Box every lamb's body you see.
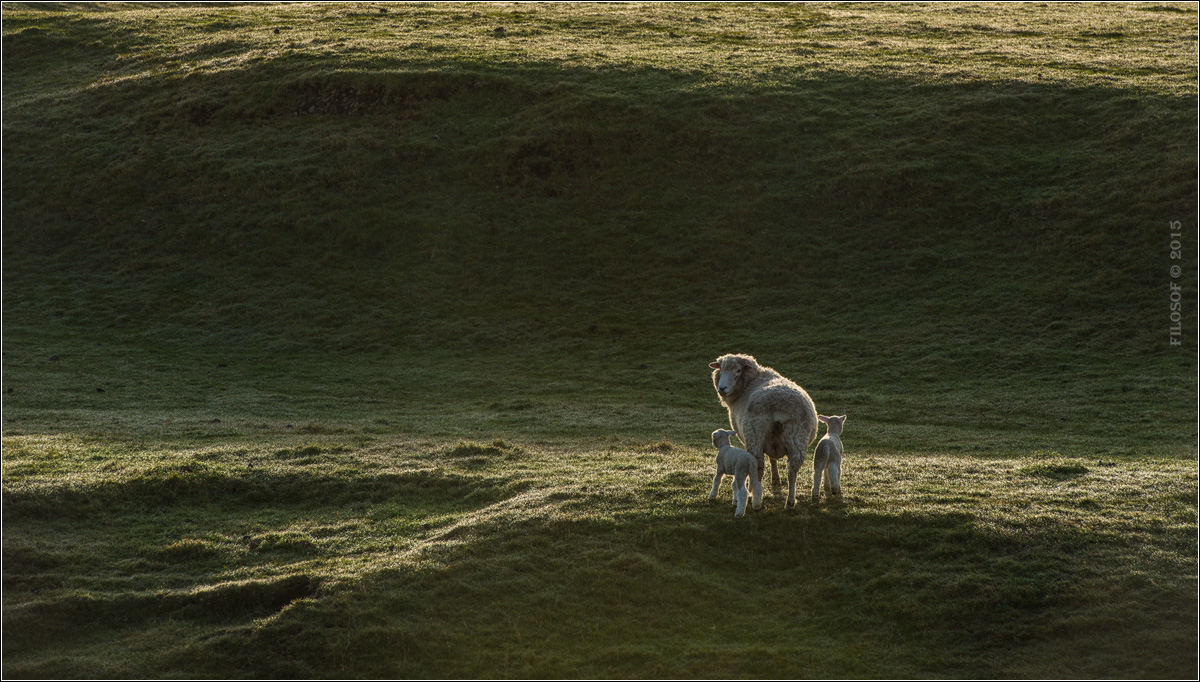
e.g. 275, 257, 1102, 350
812, 415, 846, 503
709, 429, 763, 518
710, 354, 818, 508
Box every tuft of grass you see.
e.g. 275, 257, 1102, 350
1019, 457, 1091, 480
156, 537, 225, 562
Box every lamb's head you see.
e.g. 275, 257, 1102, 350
818, 414, 847, 436
711, 428, 737, 449
709, 354, 760, 403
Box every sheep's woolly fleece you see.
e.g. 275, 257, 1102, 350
710, 353, 818, 508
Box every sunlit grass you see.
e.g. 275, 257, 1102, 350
4, 3, 1196, 105
3, 432, 1195, 677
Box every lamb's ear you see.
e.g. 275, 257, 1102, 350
709, 362, 721, 369
817, 415, 830, 423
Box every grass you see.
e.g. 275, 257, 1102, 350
3, 436, 1195, 678
2, 2, 1198, 678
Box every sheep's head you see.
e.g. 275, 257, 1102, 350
709, 354, 759, 403
711, 428, 736, 448
818, 414, 847, 436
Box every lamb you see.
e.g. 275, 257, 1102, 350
709, 353, 819, 508
709, 428, 763, 518
812, 414, 846, 503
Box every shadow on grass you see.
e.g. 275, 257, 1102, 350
1, 457, 525, 519
3, 450, 1196, 678
3, 49, 1195, 392
222, 499, 1196, 679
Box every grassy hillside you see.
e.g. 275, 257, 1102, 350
3, 2, 1197, 678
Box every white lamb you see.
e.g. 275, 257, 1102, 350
709, 428, 763, 518
812, 414, 846, 503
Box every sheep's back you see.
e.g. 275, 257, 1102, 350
721, 366, 818, 446
741, 374, 816, 422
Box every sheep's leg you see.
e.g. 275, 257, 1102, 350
733, 473, 748, 518
709, 470, 724, 502
784, 430, 810, 509
811, 450, 829, 504
786, 454, 804, 508
750, 467, 763, 510
766, 435, 787, 486
738, 422, 769, 492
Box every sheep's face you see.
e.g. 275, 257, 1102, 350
709, 354, 758, 402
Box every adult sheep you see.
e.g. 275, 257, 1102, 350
709, 353, 819, 508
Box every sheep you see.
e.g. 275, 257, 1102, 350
709, 353, 818, 508
812, 414, 846, 503
709, 428, 763, 518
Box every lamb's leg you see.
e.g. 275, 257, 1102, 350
709, 470, 724, 502
733, 473, 748, 518
827, 458, 842, 497
811, 450, 829, 504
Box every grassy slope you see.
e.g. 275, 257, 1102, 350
2, 2, 1197, 678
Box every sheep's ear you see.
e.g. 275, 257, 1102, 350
709, 362, 721, 369
741, 358, 759, 377
817, 415, 830, 423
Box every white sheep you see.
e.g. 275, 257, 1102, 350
709, 428, 763, 518
812, 414, 846, 503
710, 353, 819, 508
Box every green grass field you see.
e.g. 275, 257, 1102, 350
3, 2, 1197, 678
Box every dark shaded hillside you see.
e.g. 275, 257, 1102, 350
2, 2, 1196, 447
